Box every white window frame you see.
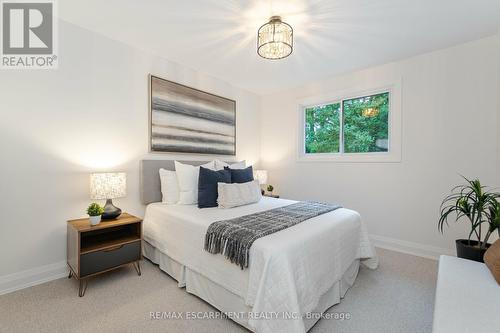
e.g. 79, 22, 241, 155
297, 81, 402, 163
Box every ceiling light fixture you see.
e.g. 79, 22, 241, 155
257, 16, 293, 60
362, 107, 380, 118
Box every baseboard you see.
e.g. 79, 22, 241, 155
370, 234, 455, 260
0, 261, 68, 296
0, 236, 453, 295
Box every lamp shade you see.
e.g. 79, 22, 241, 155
90, 172, 126, 200
254, 170, 268, 185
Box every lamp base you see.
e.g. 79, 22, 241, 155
102, 199, 122, 220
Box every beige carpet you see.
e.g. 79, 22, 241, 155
0, 248, 438, 333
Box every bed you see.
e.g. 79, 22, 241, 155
140, 160, 378, 333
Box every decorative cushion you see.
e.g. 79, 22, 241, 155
198, 167, 231, 208
174, 161, 215, 205
214, 160, 246, 170
484, 239, 500, 285
159, 168, 179, 204
217, 180, 262, 209
229, 165, 254, 183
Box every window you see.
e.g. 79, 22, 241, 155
303, 91, 390, 156
305, 102, 340, 153
343, 92, 389, 153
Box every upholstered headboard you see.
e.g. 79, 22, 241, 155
140, 160, 210, 205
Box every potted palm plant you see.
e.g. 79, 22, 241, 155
439, 177, 500, 262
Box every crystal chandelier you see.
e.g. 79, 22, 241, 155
257, 16, 293, 60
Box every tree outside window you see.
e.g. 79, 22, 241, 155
304, 92, 389, 154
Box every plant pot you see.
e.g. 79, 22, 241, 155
455, 239, 491, 262
89, 215, 101, 226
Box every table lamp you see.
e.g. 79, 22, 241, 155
253, 170, 268, 195
90, 172, 126, 220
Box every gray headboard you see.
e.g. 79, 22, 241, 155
140, 160, 211, 205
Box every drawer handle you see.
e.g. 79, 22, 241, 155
103, 245, 124, 252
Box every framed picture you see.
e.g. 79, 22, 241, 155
149, 75, 236, 155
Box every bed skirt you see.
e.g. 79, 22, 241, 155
143, 240, 360, 332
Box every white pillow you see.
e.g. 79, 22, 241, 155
214, 159, 246, 170
159, 168, 179, 204
175, 161, 215, 205
217, 180, 262, 209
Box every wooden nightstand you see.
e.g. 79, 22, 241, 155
67, 213, 142, 297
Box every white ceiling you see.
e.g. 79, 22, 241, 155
59, 0, 500, 95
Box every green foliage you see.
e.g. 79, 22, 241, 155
87, 202, 104, 216
305, 103, 340, 153
267, 184, 274, 192
343, 93, 389, 153
304, 92, 389, 154
439, 177, 500, 249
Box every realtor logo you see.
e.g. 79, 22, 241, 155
1, 0, 58, 69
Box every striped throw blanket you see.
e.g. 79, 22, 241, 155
204, 201, 341, 269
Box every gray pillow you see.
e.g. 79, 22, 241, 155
217, 180, 262, 209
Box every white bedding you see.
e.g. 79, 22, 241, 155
143, 197, 378, 333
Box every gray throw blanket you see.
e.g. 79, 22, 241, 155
204, 201, 341, 269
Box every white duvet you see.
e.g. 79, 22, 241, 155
143, 197, 378, 333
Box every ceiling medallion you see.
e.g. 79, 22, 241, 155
257, 16, 293, 60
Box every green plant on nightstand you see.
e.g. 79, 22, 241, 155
267, 184, 274, 195
87, 202, 104, 226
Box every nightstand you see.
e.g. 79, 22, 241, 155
67, 213, 142, 297
264, 194, 280, 198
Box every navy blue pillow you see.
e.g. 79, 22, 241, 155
198, 166, 231, 208
228, 165, 254, 184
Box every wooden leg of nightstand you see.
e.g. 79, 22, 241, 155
133, 261, 141, 276
68, 271, 72, 279
78, 279, 87, 297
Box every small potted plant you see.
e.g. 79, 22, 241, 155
87, 202, 104, 226
439, 177, 500, 262
267, 184, 274, 196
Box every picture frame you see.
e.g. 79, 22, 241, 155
149, 74, 236, 155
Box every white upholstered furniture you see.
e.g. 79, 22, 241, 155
432, 255, 500, 333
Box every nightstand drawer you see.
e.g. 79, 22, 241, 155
80, 240, 141, 277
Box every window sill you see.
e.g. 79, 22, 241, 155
297, 152, 401, 163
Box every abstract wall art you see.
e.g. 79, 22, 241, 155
149, 75, 236, 155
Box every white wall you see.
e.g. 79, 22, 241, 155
498, 31, 500, 187
0, 20, 261, 282
260, 36, 500, 257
